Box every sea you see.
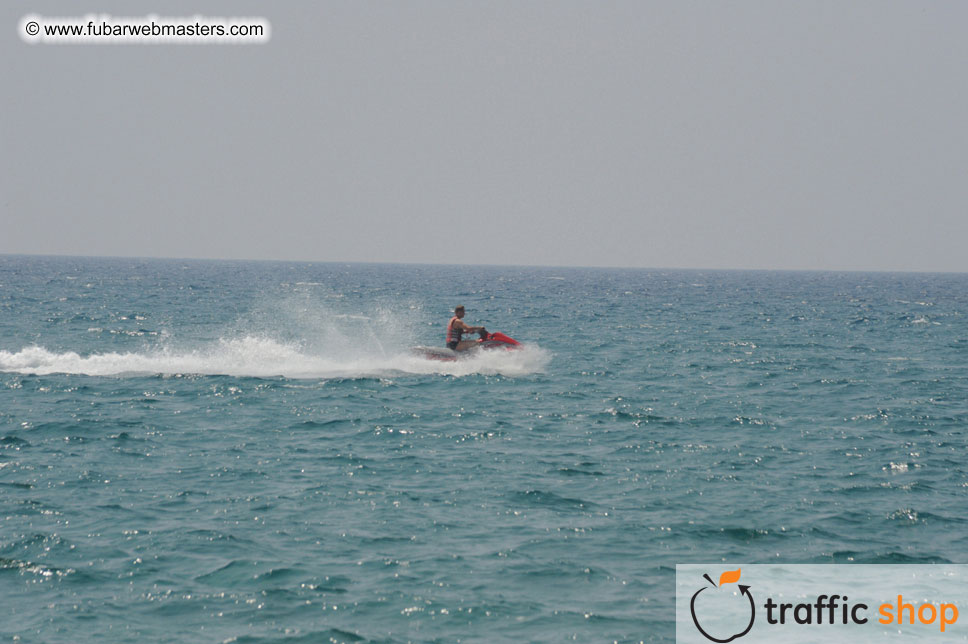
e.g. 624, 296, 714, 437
1, 255, 966, 643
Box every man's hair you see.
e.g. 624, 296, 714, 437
455, 305, 464, 312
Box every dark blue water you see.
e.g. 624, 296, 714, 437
2, 256, 966, 642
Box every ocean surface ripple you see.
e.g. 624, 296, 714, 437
1, 256, 966, 642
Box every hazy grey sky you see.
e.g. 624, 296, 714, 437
3, 1, 966, 271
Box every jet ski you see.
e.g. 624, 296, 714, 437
411, 330, 522, 362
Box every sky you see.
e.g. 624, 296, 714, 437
2, 1, 966, 271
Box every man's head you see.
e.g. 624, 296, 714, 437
454, 305, 465, 318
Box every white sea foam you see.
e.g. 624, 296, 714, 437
0, 338, 550, 379
1, 295, 549, 378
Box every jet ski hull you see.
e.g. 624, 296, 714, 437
411, 331, 521, 362
411, 346, 460, 362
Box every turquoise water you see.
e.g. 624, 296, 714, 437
1, 256, 966, 642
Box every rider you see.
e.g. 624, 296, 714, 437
446, 305, 487, 351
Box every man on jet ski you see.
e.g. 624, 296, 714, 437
446, 305, 488, 351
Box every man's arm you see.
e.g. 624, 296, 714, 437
455, 320, 483, 333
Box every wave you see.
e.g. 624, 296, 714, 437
0, 337, 551, 379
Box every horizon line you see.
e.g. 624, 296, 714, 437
1, 251, 965, 276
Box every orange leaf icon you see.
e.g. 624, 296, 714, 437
718, 568, 741, 586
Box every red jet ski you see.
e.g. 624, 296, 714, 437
412, 330, 521, 362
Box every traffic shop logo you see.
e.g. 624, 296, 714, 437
689, 569, 755, 643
